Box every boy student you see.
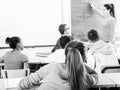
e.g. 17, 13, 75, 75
51, 24, 71, 53
87, 29, 119, 73
41, 35, 73, 63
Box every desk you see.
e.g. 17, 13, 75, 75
0, 78, 37, 90
95, 74, 116, 88
0, 74, 119, 90
105, 73, 120, 87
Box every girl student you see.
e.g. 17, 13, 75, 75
17, 40, 98, 90
0, 36, 29, 69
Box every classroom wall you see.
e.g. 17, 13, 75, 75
0, 0, 71, 59
0, 0, 64, 47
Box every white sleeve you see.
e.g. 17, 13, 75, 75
17, 63, 51, 90
86, 51, 96, 69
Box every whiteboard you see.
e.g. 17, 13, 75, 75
0, 0, 63, 47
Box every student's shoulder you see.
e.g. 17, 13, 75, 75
39, 62, 63, 75
47, 62, 62, 68
4, 51, 11, 55
19, 52, 28, 59
42, 62, 63, 71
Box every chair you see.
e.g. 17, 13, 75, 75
101, 65, 120, 73
1, 69, 30, 78
0, 63, 4, 78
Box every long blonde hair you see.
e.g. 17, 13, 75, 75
65, 41, 86, 90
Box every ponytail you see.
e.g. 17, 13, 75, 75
66, 48, 85, 90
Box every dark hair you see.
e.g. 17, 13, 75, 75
87, 29, 99, 42
59, 24, 67, 35
5, 36, 21, 49
104, 4, 115, 18
65, 40, 87, 63
59, 36, 73, 49
65, 46, 86, 90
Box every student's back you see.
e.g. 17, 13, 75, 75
17, 40, 98, 90
3, 51, 28, 69
0, 36, 29, 69
87, 30, 119, 72
88, 40, 118, 64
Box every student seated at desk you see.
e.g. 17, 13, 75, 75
51, 24, 71, 53
17, 40, 98, 90
86, 29, 119, 73
41, 35, 73, 63
0, 36, 29, 69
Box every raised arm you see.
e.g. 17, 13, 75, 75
90, 1, 116, 22
89, 2, 106, 18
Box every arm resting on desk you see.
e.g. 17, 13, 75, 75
17, 67, 45, 90
17, 63, 61, 90
84, 64, 98, 87
85, 74, 98, 88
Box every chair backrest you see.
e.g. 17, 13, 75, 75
101, 65, 120, 73
1, 69, 30, 78
0, 63, 4, 78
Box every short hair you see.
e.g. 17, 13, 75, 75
5, 36, 21, 49
87, 29, 99, 42
59, 36, 73, 49
59, 24, 67, 35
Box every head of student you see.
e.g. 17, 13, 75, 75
87, 29, 99, 43
59, 36, 73, 49
59, 24, 70, 35
5, 36, 24, 50
65, 40, 86, 90
104, 3, 115, 18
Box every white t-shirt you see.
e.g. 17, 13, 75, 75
0, 50, 28, 69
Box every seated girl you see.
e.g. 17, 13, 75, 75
17, 40, 98, 90
0, 36, 29, 69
